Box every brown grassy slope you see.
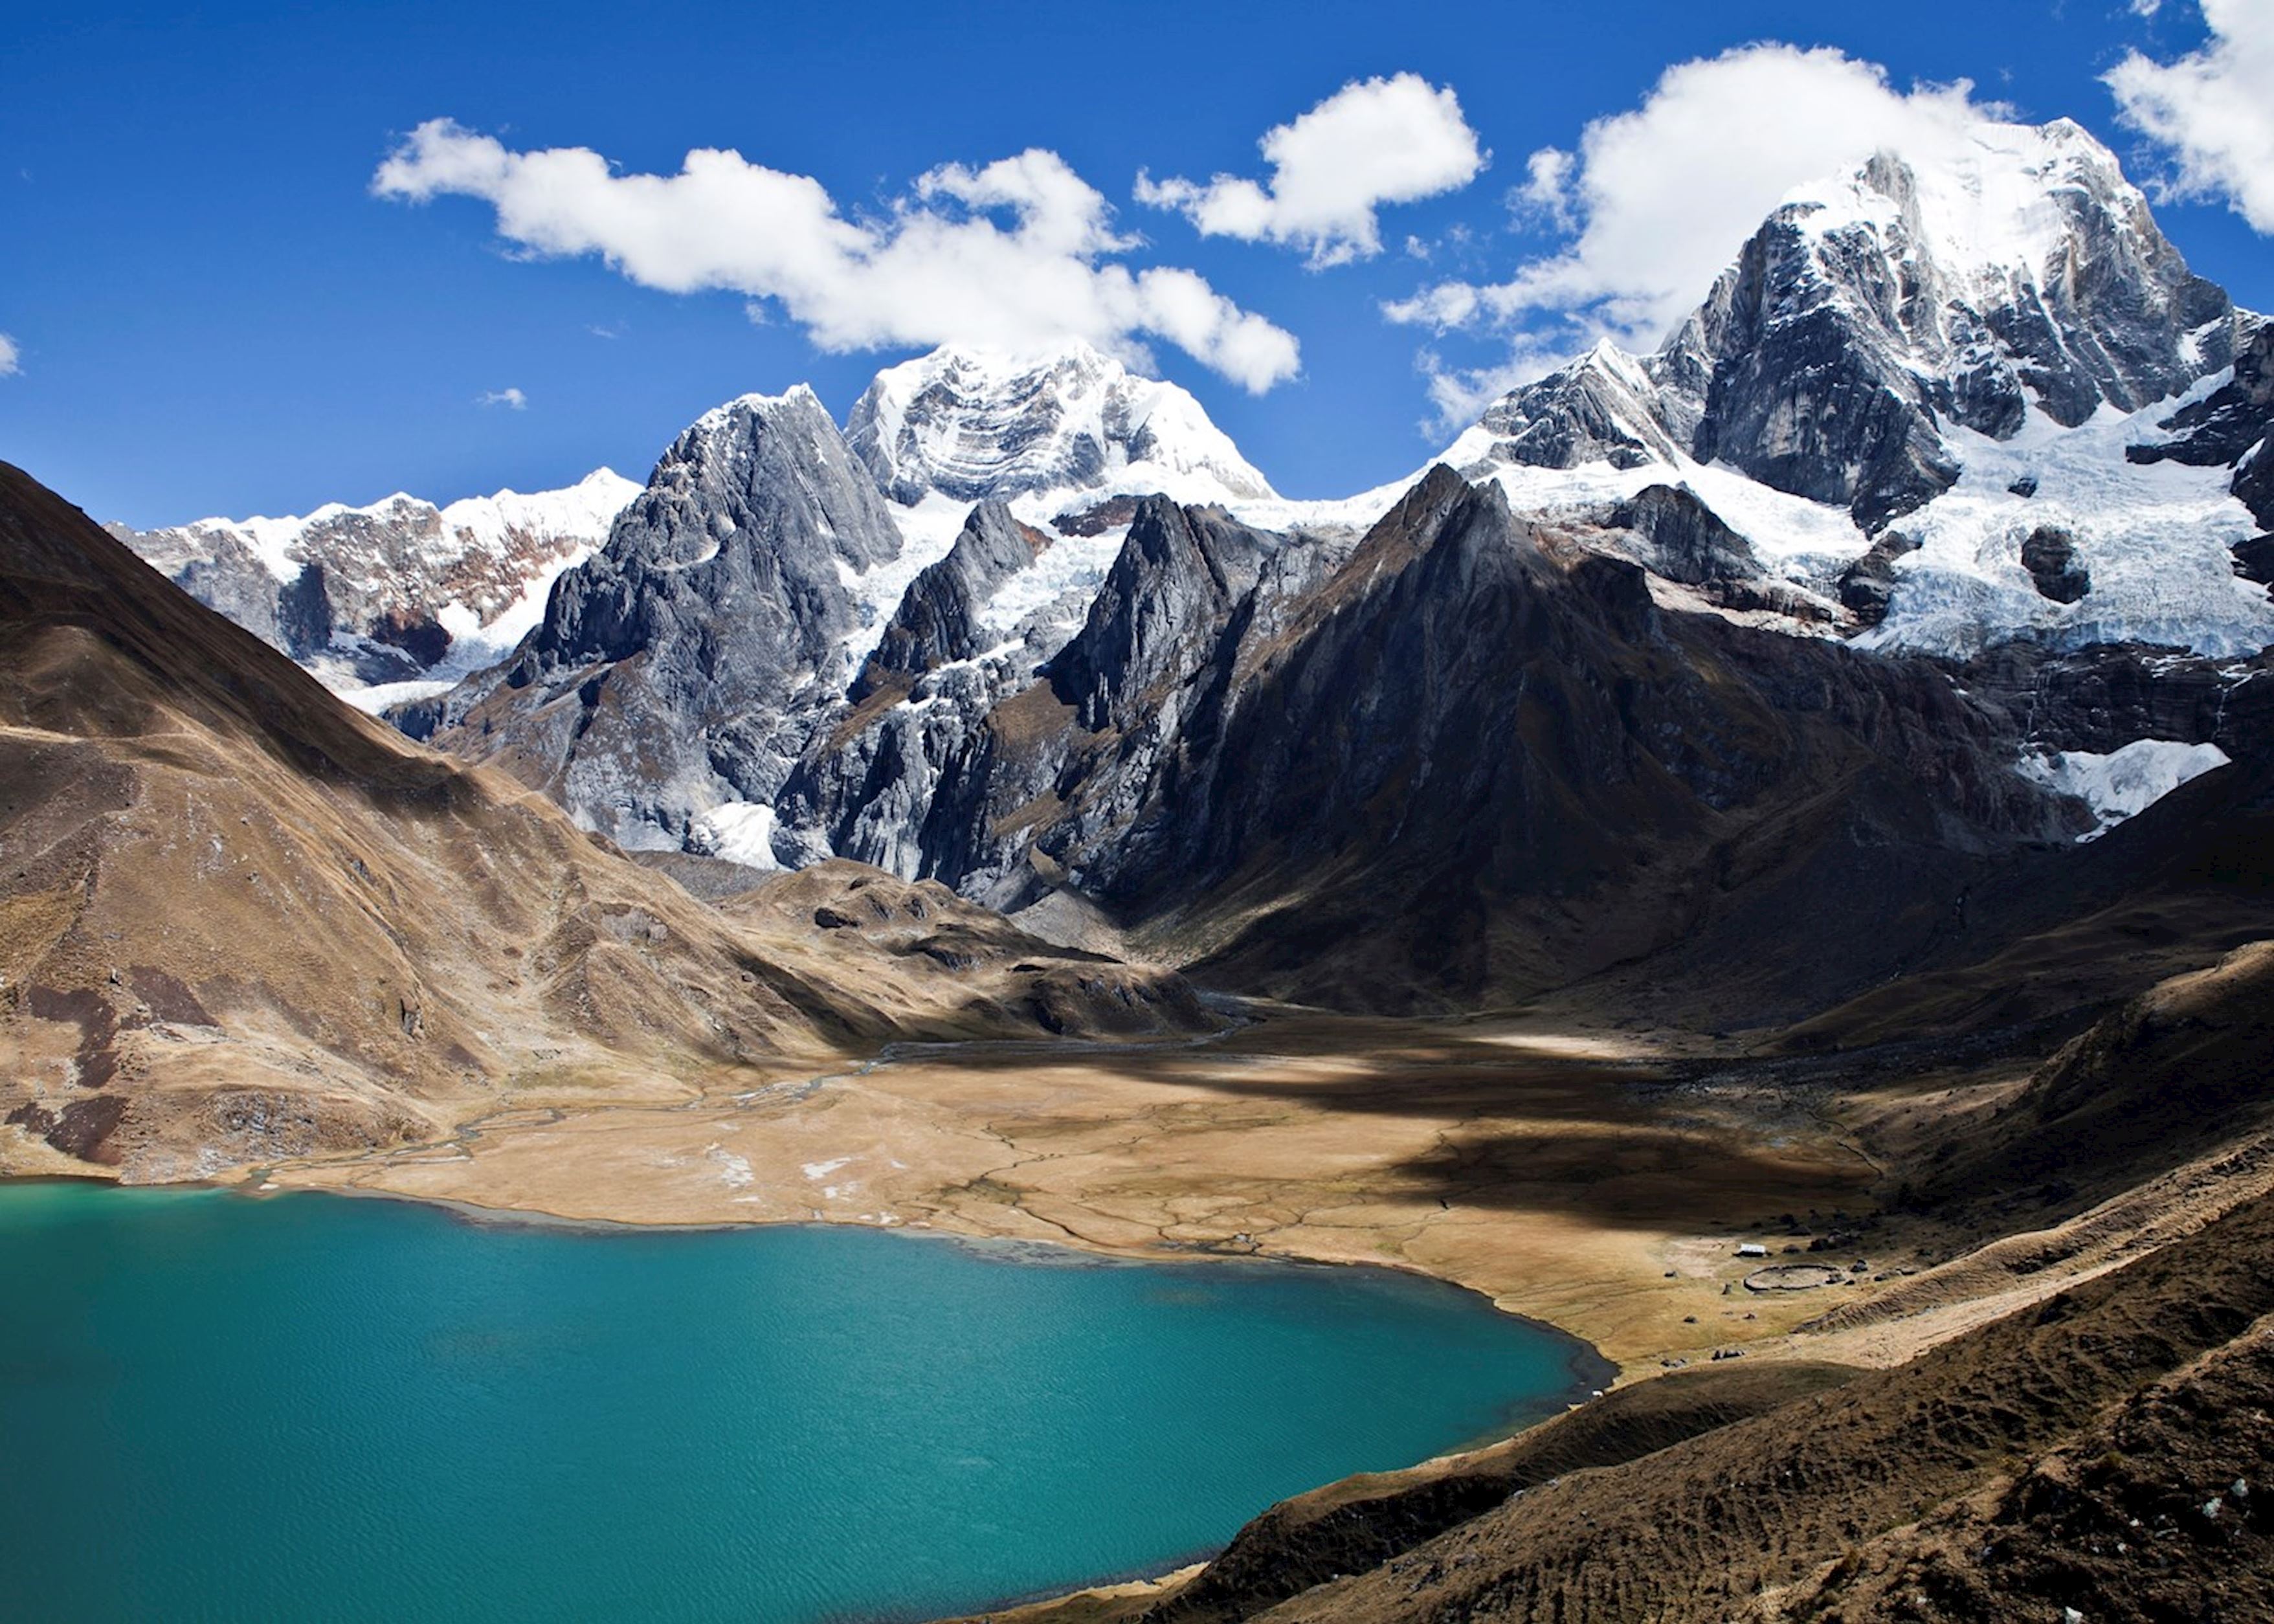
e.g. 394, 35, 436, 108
1915, 935, 2274, 1216
0, 462, 1210, 1179
1247, 1183, 2274, 1624
1137, 1363, 1864, 1624
1778, 1311, 2274, 1622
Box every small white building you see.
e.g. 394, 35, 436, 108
1736, 1243, 1770, 1258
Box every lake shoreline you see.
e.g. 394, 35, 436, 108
225, 1174, 1625, 1399
0, 1175, 1602, 1624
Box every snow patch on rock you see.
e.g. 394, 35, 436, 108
689, 803, 784, 871
2018, 737, 2233, 838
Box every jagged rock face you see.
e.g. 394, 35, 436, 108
2235, 532, 2274, 588
1957, 643, 2274, 768
1046, 498, 1271, 731
774, 498, 1343, 898
1608, 484, 1761, 587
1687, 206, 1965, 529
853, 502, 1048, 701
1838, 530, 1923, 625
423, 388, 906, 851
2240, 448, 2274, 534
845, 342, 1275, 508
1686, 129, 2235, 528
113, 472, 637, 692
1464, 345, 1693, 473
776, 468, 2079, 1014
164, 529, 284, 647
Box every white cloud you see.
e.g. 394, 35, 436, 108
477, 386, 528, 410
2108, 0, 2274, 232
1384, 45, 2011, 417
1515, 148, 1576, 230
375, 120, 1300, 392
1134, 74, 1485, 267
0, 333, 18, 376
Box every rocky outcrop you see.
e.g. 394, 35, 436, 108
2131, 318, 2273, 469
852, 502, 1048, 700
2240, 447, 2274, 533
1460, 344, 1693, 473
1600, 484, 1836, 622
421, 388, 906, 854
1608, 484, 1761, 587
2020, 525, 2091, 604
2235, 531, 2274, 588
2130, 318, 2274, 532
1956, 643, 2274, 768
1836, 530, 1923, 626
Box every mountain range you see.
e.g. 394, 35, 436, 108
101, 114, 2262, 1015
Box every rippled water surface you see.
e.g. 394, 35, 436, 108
0, 1182, 1601, 1622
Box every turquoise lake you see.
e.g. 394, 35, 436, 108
0, 1181, 1605, 1623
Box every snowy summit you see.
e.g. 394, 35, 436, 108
846, 342, 1277, 511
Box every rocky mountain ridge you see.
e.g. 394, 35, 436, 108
1446, 117, 2269, 658
111, 467, 638, 705
106, 116, 2272, 1016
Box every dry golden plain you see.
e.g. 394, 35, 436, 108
255, 1008, 1888, 1372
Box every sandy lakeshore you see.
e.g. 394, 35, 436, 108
249, 1007, 1890, 1372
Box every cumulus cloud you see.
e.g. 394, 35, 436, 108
0, 333, 17, 376
2108, 0, 2274, 232
1134, 74, 1485, 267
1514, 148, 1576, 230
477, 386, 528, 410
1384, 45, 2012, 421
375, 120, 1300, 392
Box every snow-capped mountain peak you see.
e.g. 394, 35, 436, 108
1688, 114, 2236, 462
116, 468, 641, 706
845, 340, 1277, 510
1781, 118, 2124, 289
1404, 113, 2269, 663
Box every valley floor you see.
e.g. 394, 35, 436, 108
241, 1007, 2016, 1375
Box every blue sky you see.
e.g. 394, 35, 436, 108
1, 0, 2268, 526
